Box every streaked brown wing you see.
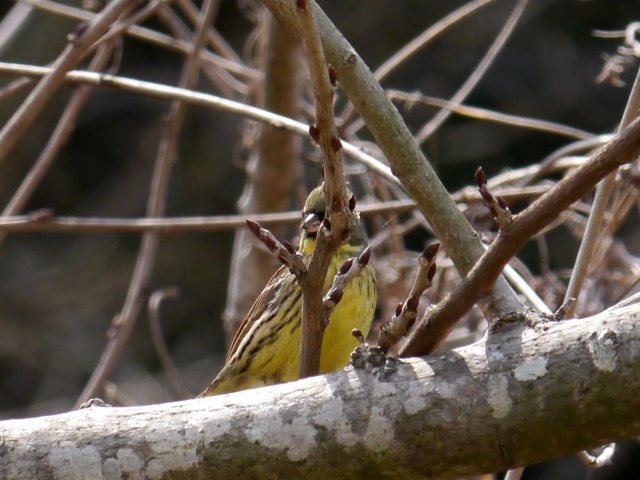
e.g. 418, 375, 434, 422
225, 264, 290, 361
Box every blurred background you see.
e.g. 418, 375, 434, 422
1, 1, 639, 478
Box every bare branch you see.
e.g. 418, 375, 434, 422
0, 61, 395, 182
0, 0, 135, 163
296, 0, 351, 378
74, 0, 221, 408
377, 243, 439, 353
401, 113, 640, 357
245, 220, 306, 277
148, 287, 192, 400
414, 0, 529, 144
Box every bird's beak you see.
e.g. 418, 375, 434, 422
301, 213, 321, 234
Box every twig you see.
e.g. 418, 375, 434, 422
0, 61, 395, 182
400, 113, 640, 357
526, 135, 612, 185
148, 287, 191, 399
323, 247, 372, 318
15, 0, 259, 82
475, 167, 513, 230
339, 0, 496, 126
0, 76, 34, 101
563, 64, 640, 317
224, 14, 302, 340
262, 0, 524, 322
0, 42, 116, 249
154, 1, 246, 97
296, 0, 351, 378
0, 0, 134, 163
377, 243, 439, 353
245, 220, 306, 276
0, 184, 559, 235
387, 90, 594, 140
174, 0, 243, 62
414, 0, 529, 144
74, 0, 220, 408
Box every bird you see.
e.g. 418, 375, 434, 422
198, 185, 376, 396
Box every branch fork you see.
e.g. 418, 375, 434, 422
475, 167, 512, 230
245, 219, 307, 278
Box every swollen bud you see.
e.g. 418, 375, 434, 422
245, 219, 261, 237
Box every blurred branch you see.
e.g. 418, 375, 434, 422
414, 0, 529, 144
0, 61, 395, 182
15, 0, 259, 82
0, 0, 134, 163
388, 90, 595, 140
224, 13, 302, 342
339, 0, 496, 126
0, 42, 117, 249
74, 0, 221, 408
563, 64, 640, 317
148, 287, 192, 400
0, 186, 557, 234
154, 1, 247, 97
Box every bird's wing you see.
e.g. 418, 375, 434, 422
225, 264, 291, 361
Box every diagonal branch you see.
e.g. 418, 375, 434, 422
400, 114, 640, 357
0, 0, 135, 163
262, 0, 523, 322
74, 0, 221, 408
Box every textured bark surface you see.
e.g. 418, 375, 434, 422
2, 299, 640, 479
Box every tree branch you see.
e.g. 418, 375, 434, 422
2, 296, 640, 479
262, 0, 523, 321
401, 113, 640, 357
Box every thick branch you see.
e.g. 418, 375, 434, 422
262, 0, 522, 320
2, 298, 639, 479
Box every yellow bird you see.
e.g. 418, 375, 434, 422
199, 186, 376, 396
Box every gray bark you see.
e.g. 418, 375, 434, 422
1, 298, 639, 479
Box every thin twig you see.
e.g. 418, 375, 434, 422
155, 2, 246, 97
377, 243, 439, 353
0, 185, 557, 235
296, 0, 351, 378
339, 0, 496, 126
263, 0, 524, 322
563, 64, 640, 317
0, 0, 134, 163
15, 0, 259, 82
414, 0, 529, 144
174, 0, 243, 62
245, 220, 307, 276
224, 15, 302, 340
388, 90, 594, 140
323, 247, 372, 318
74, 0, 220, 408
148, 287, 192, 399
0, 76, 34, 101
0, 61, 395, 182
0, 42, 116, 249
400, 113, 640, 357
